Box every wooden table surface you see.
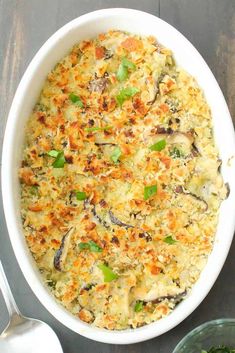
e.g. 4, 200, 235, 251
0, 1, 235, 352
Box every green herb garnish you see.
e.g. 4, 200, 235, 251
202, 346, 235, 353
47, 150, 65, 168
75, 191, 87, 201
47, 150, 60, 158
98, 264, 118, 282
79, 241, 102, 253
170, 147, 183, 158
150, 139, 166, 152
85, 126, 112, 132
111, 146, 121, 163
117, 57, 136, 82
164, 235, 177, 245
144, 184, 157, 200
134, 301, 144, 312
69, 93, 83, 108
116, 87, 140, 107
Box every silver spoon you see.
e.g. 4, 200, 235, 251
0, 261, 63, 353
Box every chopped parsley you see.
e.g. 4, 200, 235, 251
98, 264, 118, 282
202, 347, 235, 353
111, 146, 121, 163
47, 150, 66, 168
116, 87, 140, 107
117, 57, 136, 82
75, 191, 87, 201
164, 235, 177, 244
69, 93, 83, 108
144, 184, 157, 200
79, 241, 102, 253
47, 150, 60, 158
85, 125, 112, 132
134, 301, 144, 312
150, 139, 166, 151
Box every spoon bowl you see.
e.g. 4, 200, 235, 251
0, 261, 63, 353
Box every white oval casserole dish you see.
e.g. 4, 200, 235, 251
2, 8, 235, 345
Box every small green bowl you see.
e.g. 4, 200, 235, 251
173, 319, 235, 353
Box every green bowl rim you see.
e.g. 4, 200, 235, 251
173, 318, 235, 353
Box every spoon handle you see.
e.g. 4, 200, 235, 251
0, 261, 21, 317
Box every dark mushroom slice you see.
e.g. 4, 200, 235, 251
191, 142, 200, 156
92, 204, 110, 229
149, 290, 187, 305
54, 227, 74, 271
88, 77, 109, 94
109, 210, 133, 229
156, 129, 202, 158
109, 210, 152, 241
139, 232, 152, 242
155, 126, 174, 134
94, 133, 116, 146
111, 236, 120, 245
168, 131, 194, 156
174, 185, 208, 211
95, 142, 117, 146
84, 198, 110, 229
145, 77, 158, 105
225, 182, 230, 199
186, 158, 227, 201
148, 129, 195, 157
145, 73, 165, 105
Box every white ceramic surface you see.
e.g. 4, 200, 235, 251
2, 8, 235, 345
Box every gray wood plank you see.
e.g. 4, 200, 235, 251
160, 0, 235, 124
0, 1, 234, 353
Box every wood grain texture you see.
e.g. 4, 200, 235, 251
160, 0, 235, 123
0, 1, 235, 352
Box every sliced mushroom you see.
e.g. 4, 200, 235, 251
92, 205, 110, 229
95, 142, 117, 146
191, 142, 200, 156
134, 281, 186, 303
158, 75, 177, 95
145, 77, 158, 105
225, 182, 230, 199
54, 227, 74, 271
109, 210, 133, 229
155, 126, 174, 135
150, 290, 187, 304
187, 158, 227, 202
109, 210, 152, 241
168, 132, 193, 148
149, 129, 196, 157
174, 185, 208, 211
94, 135, 116, 146
138, 232, 152, 242
88, 77, 109, 94
84, 199, 110, 229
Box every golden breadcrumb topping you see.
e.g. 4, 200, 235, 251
20, 30, 227, 330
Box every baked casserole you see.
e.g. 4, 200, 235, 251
19, 30, 227, 330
